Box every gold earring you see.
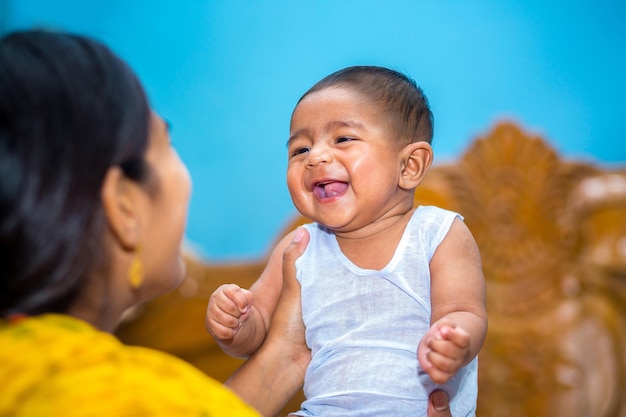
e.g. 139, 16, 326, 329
128, 245, 143, 289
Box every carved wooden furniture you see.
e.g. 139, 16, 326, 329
115, 122, 626, 416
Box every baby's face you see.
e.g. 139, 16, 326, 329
286, 86, 407, 234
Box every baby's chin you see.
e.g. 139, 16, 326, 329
313, 219, 358, 234
297, 205, 359, 233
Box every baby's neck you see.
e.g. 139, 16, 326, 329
334, 208, 415, 270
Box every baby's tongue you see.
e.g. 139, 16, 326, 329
315, 182, 348, 198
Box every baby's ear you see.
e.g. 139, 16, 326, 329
399, 141, 433, 190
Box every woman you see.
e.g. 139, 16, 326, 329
0, 29, 453, 417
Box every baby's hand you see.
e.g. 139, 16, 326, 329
206, 284, 254, 341
417, 318, 470, 384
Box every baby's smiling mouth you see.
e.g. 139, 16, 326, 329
313, 181, 349, 199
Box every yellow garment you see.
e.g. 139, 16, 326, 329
0, 314, 260, 417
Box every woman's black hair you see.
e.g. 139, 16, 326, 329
0, 30, 151, 316
296, 66, 434, 145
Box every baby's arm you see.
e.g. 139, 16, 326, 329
206, 230, 298, 358
417, 218, 488, 385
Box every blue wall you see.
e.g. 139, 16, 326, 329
3, 0, 625, 260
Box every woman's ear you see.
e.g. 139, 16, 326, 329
399, 141, 433, 190
101, 166, 141, 250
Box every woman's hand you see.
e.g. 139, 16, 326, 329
225, 227, 311, 417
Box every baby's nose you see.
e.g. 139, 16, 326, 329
307, 146, 331, 167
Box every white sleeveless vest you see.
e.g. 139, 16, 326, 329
292, 205, 478, 417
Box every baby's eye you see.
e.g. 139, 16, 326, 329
290, 147, 310, 157
336, 137, 354, 144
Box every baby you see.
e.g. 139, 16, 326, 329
207, 66, 487, 416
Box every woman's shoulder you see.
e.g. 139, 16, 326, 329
0, 313, 259, 416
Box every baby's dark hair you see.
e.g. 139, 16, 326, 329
298, 66, 434, 145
